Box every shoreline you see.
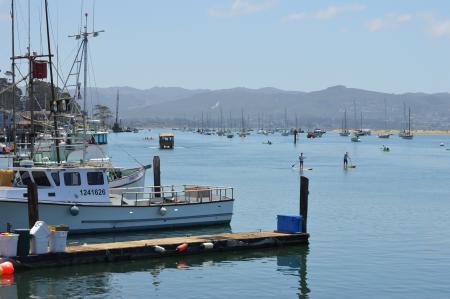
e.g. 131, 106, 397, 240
332, 129, 450, 135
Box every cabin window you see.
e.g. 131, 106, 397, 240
64, 172, 81, 186
51, 172, 60, 186
19, 171, 32, 186
87, 172, 104, 185
32, 171, 51, 187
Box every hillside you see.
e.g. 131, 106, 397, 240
87, 85, 450, 129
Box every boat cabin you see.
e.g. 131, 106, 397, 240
0, 166, 111, 204
159, 133, 174, 149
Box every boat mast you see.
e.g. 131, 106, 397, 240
44, 0, 61, 164
82, 13, 88, 162
360, 112, 363, 131
344, 109, 347, 132
408, 107, 411, 134
115, 89, 119, 125
28, 52, 35, 158
69, 13, 104, 162
10, 0, 16, 153
284, 107, 287, 129
241, 109, 244, 133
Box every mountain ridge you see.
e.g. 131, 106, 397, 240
82, 85, 450, 129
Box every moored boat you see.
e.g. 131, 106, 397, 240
0, 166, 234, 233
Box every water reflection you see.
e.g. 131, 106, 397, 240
277, 246, 310, 298
6, 245, 309, 298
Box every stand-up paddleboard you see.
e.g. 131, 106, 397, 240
292, 166, 313, 171
344, 165, 356, 169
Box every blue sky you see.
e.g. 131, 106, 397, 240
1, 0, 450, 93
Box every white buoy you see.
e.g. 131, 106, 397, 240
159, 207, 167, 216
154, 245, 166, 253
202, 242, 214, 249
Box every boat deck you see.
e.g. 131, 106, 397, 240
110, 194, 232, 206
110, 185, 233, 206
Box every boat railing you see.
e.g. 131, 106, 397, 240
117, 185, 234, 206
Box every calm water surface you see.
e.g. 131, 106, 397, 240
2, 130, 450, 298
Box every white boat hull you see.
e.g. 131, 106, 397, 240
109, 168, 145, 188
0, 199, 234, 233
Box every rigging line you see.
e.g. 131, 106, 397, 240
113, 142, 144, 167
61, 42, 84, 92
59, 43, 81, 75
14, 0, 26, 56
0, 75, 29, 96
87, 46, 100, 117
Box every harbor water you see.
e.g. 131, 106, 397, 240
2, 130, 450, 298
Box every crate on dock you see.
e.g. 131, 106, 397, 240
277, 215, 303, 233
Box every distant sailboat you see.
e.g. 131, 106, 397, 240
281, 108, 290, 136
339, 109, 350, 136
238, 110, 247, 137
399, 106, 413, 139
226, 112, 234, 138
378, 99, 390, 138
112, 90, 123, 133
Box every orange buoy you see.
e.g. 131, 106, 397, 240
176, 243, 188, 252
0, 262, 14, 275
177, 260, 188, 269
1, 275, 14, 286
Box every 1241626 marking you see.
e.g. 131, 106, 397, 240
80, 189, 106, 196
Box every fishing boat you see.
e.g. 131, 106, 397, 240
0, 166, 234, 233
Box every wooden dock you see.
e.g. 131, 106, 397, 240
13, 231, 309, 270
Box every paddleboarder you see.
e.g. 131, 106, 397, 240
343, 152, 349, 168
299, 153, 304, 170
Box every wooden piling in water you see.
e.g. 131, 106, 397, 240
153, 156, 161, 197
27, 182, 39, 228
300, 176, 309, 233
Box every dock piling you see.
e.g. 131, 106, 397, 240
300, 176, 309, 233
27, 182, 39, 228
153, 156, 161, 197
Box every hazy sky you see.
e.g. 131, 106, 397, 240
1, 0, 450, 93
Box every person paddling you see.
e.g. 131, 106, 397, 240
343, 152, 349, 168
299, 153, 305, 170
